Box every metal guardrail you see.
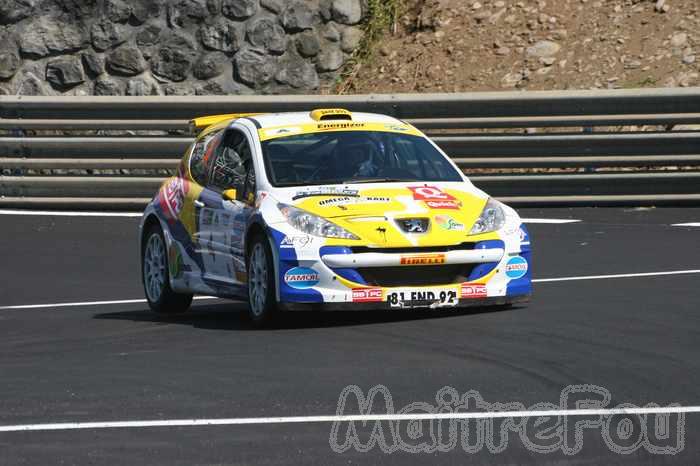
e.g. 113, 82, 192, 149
1, 88, 699, 209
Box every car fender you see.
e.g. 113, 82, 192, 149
245, 213, 281, 302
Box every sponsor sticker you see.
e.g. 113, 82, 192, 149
461, 283, 488, 299
505, 256, 528, 279
435, 215, 464, 231
255, 191, 268, 209
263, 127, 302, 138
425, 200, 460, 210
280, 235, 313, 249
409, 186, 456, 201
284, 267, 320, 289
352, 288, 384, 303
317, 122, 366, 131
293, 187, 359, 201
317, 196, 390, 207
399, 254, 446, 266
168, 245, 184, 279
519, 227, 531, 245
384, 124, 409, 132
159, 177, 189, 221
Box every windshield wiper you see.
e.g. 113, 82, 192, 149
343, 178, 416, 184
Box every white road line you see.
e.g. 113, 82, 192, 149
1, 406, 698, 432
2, 269, 698, 311
672, 223, 700, 227
0, 209, 142, 218
521, 218, 581, 224
533, 269, 700, 283
0, 296, 218, 311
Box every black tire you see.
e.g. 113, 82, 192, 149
141, 223, 193, 315
246, 234, 278, 326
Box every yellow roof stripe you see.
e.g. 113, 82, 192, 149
258, 121, 423, 141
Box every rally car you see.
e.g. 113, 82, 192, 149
139, 108, 532, 324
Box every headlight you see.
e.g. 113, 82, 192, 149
469, 198, 506, 235
278, 204, 359, 240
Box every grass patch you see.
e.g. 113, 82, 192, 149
624, 76, 658, 89
334, 0, 404, 94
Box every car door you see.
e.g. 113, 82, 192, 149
197, 127, 257, 290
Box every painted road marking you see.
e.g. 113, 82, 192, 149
533, 269, 700, 283
0, 210, 142, 217
2, 269, 699, 311
672, 223, 700, 227
521, 218, 581, 224
0, 406, 698, 432
0, 296, 218, 311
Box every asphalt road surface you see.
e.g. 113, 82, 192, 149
1, 207, 699, 465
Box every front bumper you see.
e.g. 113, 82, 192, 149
279, 294, 531, 311
270, 225, 532, 310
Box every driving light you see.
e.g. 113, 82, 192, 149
278, 204, 360, 240
469, 198, 506, 235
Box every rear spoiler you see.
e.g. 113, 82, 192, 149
189, 113, 262, 134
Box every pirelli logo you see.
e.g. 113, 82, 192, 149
399, 254, 446, 266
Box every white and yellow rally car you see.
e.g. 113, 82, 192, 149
139, 109, 532, 324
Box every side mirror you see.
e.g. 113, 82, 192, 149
222, 188, 237, 201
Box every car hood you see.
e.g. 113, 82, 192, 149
271, 182, 492, 247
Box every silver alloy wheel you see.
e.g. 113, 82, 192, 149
144, 233, 166, 303
249, 242, 268, 317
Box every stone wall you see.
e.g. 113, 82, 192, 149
0, 0, 366, 96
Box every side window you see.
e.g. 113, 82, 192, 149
189, 131, 223, 186
208, 129, 256, 200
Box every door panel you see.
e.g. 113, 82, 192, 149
196, 189, 250, 286
197, 128, 257, 290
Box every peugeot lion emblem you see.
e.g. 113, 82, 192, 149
398, 218, 430, 233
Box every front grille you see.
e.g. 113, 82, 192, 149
351, 243, 475, 255
357, 264, 478, 287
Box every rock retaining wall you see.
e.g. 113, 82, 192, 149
0, 0, 366, 96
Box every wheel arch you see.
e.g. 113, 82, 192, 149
140, 212, 179, 290
140, 213, 167, 254
245, 220, 281, 302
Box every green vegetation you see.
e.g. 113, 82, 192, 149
334, 0, 404, 94
626, 76, 659, 89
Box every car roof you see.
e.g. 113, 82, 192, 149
244, 111, 404, 129
193, 110, 417, 141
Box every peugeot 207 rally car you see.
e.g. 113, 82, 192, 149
139, 108, 532, 324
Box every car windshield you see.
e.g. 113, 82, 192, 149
260, 131, 463, 187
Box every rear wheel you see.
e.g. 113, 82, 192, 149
246, 235, 278, 326
142, 224, 193, 314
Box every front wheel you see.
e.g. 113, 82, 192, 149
246, 235, 278, 326
142, 224, 193, 314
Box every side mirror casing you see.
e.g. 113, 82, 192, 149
222, 188, 237, 201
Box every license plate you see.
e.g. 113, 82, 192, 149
386, 287, 459, 309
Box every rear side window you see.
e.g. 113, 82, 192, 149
189, 131, 223, 185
